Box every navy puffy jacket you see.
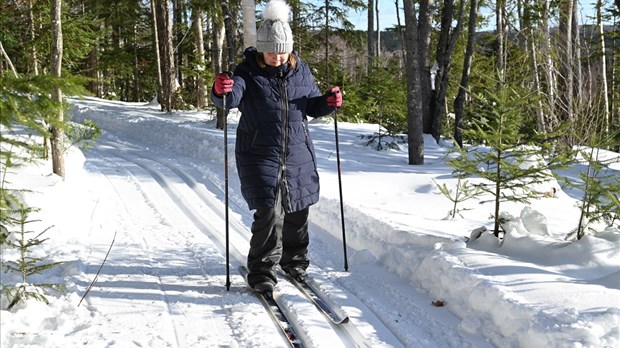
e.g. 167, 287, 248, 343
211, 47, 336, 212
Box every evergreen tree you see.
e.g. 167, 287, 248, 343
1, 206, 63, 310
564, 135, 620, 240
447, 83, 572, 236
348, 64, 407, 150
0, 74, 89, 238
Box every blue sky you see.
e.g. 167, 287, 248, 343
348, 1, 400, 31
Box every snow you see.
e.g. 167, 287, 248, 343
1, 96, 618, 348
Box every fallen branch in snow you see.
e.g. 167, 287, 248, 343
78, 231, 116, 307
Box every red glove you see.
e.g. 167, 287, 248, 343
326, 86, 342, 107
214, 72, 234, 96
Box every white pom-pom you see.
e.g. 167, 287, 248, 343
262, 0, 291, 22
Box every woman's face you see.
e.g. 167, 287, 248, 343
263, 52, 289, 67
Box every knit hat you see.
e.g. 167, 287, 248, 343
256, 0, 294, 53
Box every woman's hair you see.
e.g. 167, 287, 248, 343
256, 52, 297, 70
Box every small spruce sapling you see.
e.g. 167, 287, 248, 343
347, 65, 408, 151
0, 148, 30, 246
1, 206, 63, 310
360, 126, 407, 151
433, 177, 482, 219
564, 138, 620, 240
447, 85, 572, 237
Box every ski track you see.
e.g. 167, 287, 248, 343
80, 135, 488, 347
84, 142, 283, 347
86, 139, 375, 347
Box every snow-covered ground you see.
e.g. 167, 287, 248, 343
1, 96, 618, 348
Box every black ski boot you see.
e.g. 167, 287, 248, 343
252, 281, 275, 297
285, 267, 306, 282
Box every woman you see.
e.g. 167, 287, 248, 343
210, 0, 342, 293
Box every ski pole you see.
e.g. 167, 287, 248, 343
332, 94, 348, 272
223, 71, 232, 291
324, 1, 348, 272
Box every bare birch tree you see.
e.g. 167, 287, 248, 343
173, 0, 186, 89
151, 0, 163, 105
596, 0, 610, 135
496, 0, 506, 81
523, 0, 546, 132
50, 0, 65, 178
193, 4, 207, 109
542, 0, 556, 128
375, 0, 380, 57
242, 0, 256, 48
0, 41, 18, 77
28, 0, 39, 76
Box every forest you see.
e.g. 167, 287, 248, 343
1, 0, 619, 173
2, 0, 620, 335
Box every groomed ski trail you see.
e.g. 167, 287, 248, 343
71, 97, 492, 347
86, 137, 390, 347
82, 143, 262, 347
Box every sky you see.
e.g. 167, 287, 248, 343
0, 96, 618, 347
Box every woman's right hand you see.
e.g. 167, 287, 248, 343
326, 86, 342, 107
214, 73, 234, 96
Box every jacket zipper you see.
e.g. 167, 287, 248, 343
277, 74, 293, 212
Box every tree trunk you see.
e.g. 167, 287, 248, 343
151, 0, 163, 106
496, 0, 505, 81
558, 0, 574, 145
597, 0, 610, 135
432, 0, 465, 143
0, 41, 18, 79
404, 0, 424, 165
375, 0, 380, 57
325, 0, 330, 83
194, 7, 207, 109
0, 43, 3, 76
242, 0, 256, 48
453, 0, 478, 147
418, 0, 433, 134
394, 0, 405, 69
222, 0, 237, 71
524, 0, 546, 132
367, 0, 375, 73
542, 0, 556, 128
156, 0, 177, 112
289, 0, 302, 53
572, 0, 582, 115
174, 0, 184, 89
50, 0, 65, 179
28, 0, 39, 75
133, 21, 141, 102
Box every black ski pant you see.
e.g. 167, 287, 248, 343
246, 205, 310, 287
